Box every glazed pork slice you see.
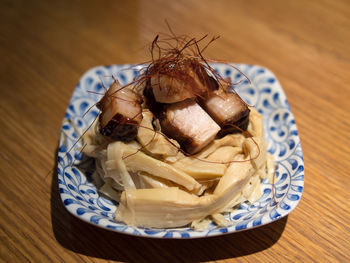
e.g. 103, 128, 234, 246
97, 81, 143, 142
200, 83, 250, 135
160, 99, 220, 154
150, 64, 218, 104
150, 73, 197, 103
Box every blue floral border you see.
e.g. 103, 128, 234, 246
57, 63, 304, 238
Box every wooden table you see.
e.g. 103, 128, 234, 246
1, 0, 349, 262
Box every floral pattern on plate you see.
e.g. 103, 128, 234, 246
58, 63, 304, 238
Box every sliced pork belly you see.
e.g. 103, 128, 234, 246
200, 84, 250, 135
143, 81, 165, 116
97, 81, 143, 142
159, 99, 220, 154
150, 73, 197, 103
150, 64, 218, 104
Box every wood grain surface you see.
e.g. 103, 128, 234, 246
1, 0, 350, 262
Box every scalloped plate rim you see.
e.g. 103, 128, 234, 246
57, 63, 304, 238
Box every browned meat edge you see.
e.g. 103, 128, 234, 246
99, 113, 139, 142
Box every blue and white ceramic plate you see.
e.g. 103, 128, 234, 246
58, 63, 304, 238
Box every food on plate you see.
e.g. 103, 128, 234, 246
97, 81, 143, 142
82, 34, 275, 229
159, 99, 220, 154
199, 78, 250, 135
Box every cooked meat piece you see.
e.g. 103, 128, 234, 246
150, 73, 196, 103
97, 81, 143, 142
218, 114, 250, 137
159, 99, 220, 154
143, 81, 165, 117
150, 64, 218, 103
199, 81, 250, 135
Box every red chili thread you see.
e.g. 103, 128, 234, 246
272, 164, 278, 208
70, 143, 87, 167
119, 119, 260, 165
64, 32, 259, 168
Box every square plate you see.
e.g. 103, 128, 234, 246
57, 63, 304, 238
